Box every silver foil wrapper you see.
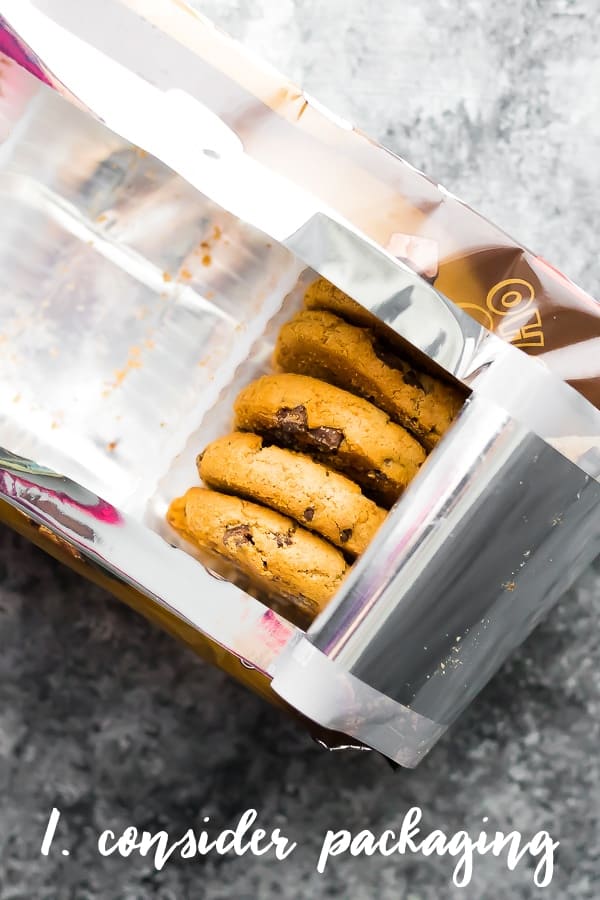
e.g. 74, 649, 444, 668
0, 0, 599, 766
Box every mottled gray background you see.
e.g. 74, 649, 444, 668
1, 0, 600, 898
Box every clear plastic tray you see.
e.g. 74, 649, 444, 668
2, 55, 600, 768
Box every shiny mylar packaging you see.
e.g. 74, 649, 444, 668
0, 0, 599, 767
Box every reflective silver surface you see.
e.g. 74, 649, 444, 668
274, 394, 600, 750
1, 2, 600, 768
289, 220, 600, 481
1, 0, 600, 483
0, 447, 299, 675
0, 66, 302, 678
269, 633, 447, 769
0, 81, 304, 516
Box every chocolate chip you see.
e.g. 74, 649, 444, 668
223, 524, 253, 547
307, 426, 344, 451
366, 469, 392, 486
339, 528, 353, 544
271, 405, 343, 453
275, 405, 308, 430
273, 530, 294, 547
303, 507, 315, 522
271, 405, 310, 449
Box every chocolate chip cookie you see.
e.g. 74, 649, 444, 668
233, 373, 426, 507
304, 277, 378, 329
275, 308, 463, 449
167, 487, 348, 622
198, 431, 387, 556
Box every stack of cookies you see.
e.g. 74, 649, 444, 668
168, 278, 464, 627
